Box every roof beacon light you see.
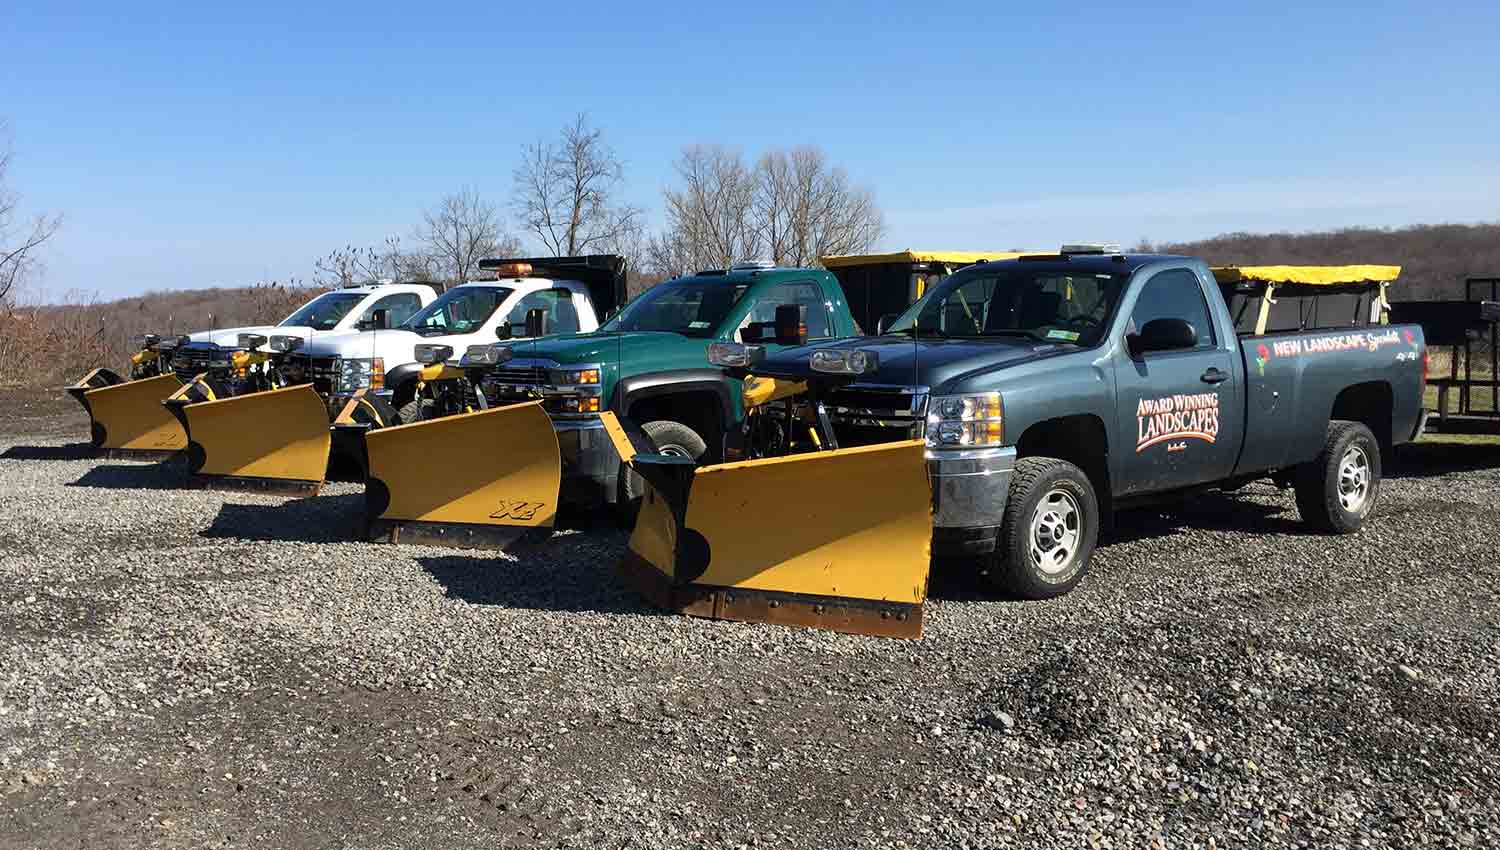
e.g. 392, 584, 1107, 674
730, 260, 776, 271
490, 262, 533, 279
1060, 243, 1121, 255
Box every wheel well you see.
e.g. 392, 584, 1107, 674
390, 378, 418, 411
1015, 414, 1112, 517
625, 391, 725, 461
1330, 381, 1393, 452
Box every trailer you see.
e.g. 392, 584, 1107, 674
1391, 277, 1500, 434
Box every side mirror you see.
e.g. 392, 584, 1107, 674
238, 333, 268, 350
495, 322, 513, 340
1129, 318, 1197, 357
524, 307, 551, 338
876, 313, 900, 335
773, 304, 806, 346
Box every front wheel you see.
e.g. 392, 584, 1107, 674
988, 456, 1099, 599
615, 419, 709, 522
1294, 420, 1381, 533
396, 396, 437, 426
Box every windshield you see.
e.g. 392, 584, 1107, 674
885, 268, 1127, 345
599, 279, 750, 338
279, 292, 366, 331
400, 286, 514, 336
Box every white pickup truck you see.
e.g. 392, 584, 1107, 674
286, 255, 627, 423
171, 282, 438, 381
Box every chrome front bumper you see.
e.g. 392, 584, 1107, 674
927, 445, 1016, 528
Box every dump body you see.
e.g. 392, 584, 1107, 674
746, 254, 1425, 555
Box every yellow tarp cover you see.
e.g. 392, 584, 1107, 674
1211, 265, 1401, 286
821, 250, 1031, 268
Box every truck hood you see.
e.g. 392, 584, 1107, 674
300, 327, 561, 370
755, 335, 1070, 392
187, 325, 280, 347
502, 331, 709, 371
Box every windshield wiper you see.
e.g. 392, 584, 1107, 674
883, 327, 948, 338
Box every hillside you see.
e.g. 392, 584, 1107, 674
1151, 223, 1500, 300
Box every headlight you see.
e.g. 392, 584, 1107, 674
810, 349, 879, 375
269, 335, 304, 353
707, 342, 764, 368
238, 333, 268, 350
338, 357, 385, 390
554, 396, 601, 414
459, 344, 512, 367
926, 392, 1004, 448
550, 366, 601, 385
415, 344, 454, 365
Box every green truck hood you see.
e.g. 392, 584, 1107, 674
505, 331, 712, 375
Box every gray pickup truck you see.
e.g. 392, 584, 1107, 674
720, 247, 1426, 598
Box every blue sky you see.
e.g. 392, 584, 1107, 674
6, 0, 1499, 299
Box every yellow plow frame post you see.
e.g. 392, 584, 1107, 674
601, 412, 934, 639
65, 370, 186, 459
164, 382, 333, 495
362, 401, 562, 549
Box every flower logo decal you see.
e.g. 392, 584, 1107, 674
1404, 329, 1417, 348
1254, 342, 1271, 376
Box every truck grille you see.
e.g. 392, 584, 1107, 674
171, 347, 219, 382
285, 354, 341, 395
487, 366, 549, 385
825, 386, 928, 445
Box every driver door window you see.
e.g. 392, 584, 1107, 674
363, 293, 422, 327
1127, 270, 1216, 348
507, 290, 581, 334
735, 281, 833, 342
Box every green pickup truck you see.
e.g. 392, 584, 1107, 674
446, 262, 862, 507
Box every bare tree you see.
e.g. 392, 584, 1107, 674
314, 236, 439, 288
646, 144, 883, 279
650, 145, 761, 277
512, 114, 644, 257
416, 188, 519, 283
0, 122, 63, 305
754, 146, 883, 267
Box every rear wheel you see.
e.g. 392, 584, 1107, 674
988, 456, 1099, 599
1294, 420, 1380, 533
615, 419, 708, 522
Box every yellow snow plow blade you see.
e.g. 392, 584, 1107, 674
164, 383, 332, 495
363, 401, 561, 549
605, 411, 933, 638
65, 370, 186, 458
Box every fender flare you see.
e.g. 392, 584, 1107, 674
614, 369, 736, 433
384, 362, 426, 406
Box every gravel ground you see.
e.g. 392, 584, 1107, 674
2, 394, 1499, 848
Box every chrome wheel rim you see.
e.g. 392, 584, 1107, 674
1030, 488, 1082, 576
656, 443, 692, 458
1338, 446, 1371, 513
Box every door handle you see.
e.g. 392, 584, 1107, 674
1201, 367, 1229, 384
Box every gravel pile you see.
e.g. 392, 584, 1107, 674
1, 411, 1498, 848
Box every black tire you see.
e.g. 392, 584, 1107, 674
615, 419, 708, 522
1294, 420, 1381, 534
396, 397, 437, 425
988, 456, 1099, 599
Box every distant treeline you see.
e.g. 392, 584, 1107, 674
1147, 223, 1500, 301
